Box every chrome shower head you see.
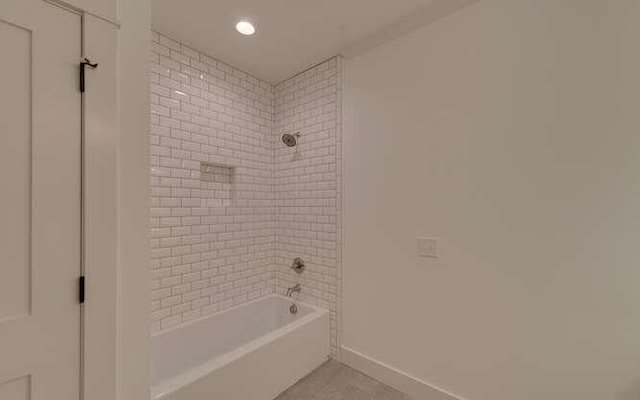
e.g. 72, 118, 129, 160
281, 132, 300, 147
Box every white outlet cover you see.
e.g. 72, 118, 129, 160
418, 237, 439, 258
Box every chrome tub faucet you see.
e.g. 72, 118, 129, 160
286, 284, 301, 297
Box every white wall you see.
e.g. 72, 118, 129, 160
343, 1, 640, 399
117, 0, 151, 398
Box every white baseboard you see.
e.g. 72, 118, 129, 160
340, 347, 465, 400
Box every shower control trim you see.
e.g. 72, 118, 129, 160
281, 132, 300, 147
291, 257, 305, 274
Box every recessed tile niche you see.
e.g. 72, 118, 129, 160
199, 162, 234, 208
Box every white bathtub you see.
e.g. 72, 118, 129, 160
151, 294, 330, 400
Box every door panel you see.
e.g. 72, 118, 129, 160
0, 376, 30, 399
0, 17, 31, 321
0, 0, 81, 398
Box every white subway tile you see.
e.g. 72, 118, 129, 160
149, 32, 341, 355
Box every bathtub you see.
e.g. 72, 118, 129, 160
151, 294, 330, 400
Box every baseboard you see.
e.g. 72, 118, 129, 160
340, 347, 465, 400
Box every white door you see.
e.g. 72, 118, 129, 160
0, 0, 81, 399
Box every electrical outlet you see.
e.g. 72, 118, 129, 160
418, 237, 439, 258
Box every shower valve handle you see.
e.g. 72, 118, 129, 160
291, 258, 305, 274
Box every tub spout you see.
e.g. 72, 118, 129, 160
286, 284, 301, 297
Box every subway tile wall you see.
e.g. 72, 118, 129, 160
149, 32, 275, 332
149, 32, 343, 355
274, 58, 343, 356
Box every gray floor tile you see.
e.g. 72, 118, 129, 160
275, 359, 411, 400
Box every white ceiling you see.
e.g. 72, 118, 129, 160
152, 0, 478, 83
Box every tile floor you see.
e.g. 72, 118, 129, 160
275, 359, 411, 400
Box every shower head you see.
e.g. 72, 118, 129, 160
281, 132, 300, 147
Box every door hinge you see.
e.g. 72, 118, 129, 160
79, 276, 85, 304
79, 58, 98, 93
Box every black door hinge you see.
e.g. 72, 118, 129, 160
80, 58, 98, 93
79, 276, 85, 304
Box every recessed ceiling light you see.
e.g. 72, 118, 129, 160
235, 21, 255, 36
